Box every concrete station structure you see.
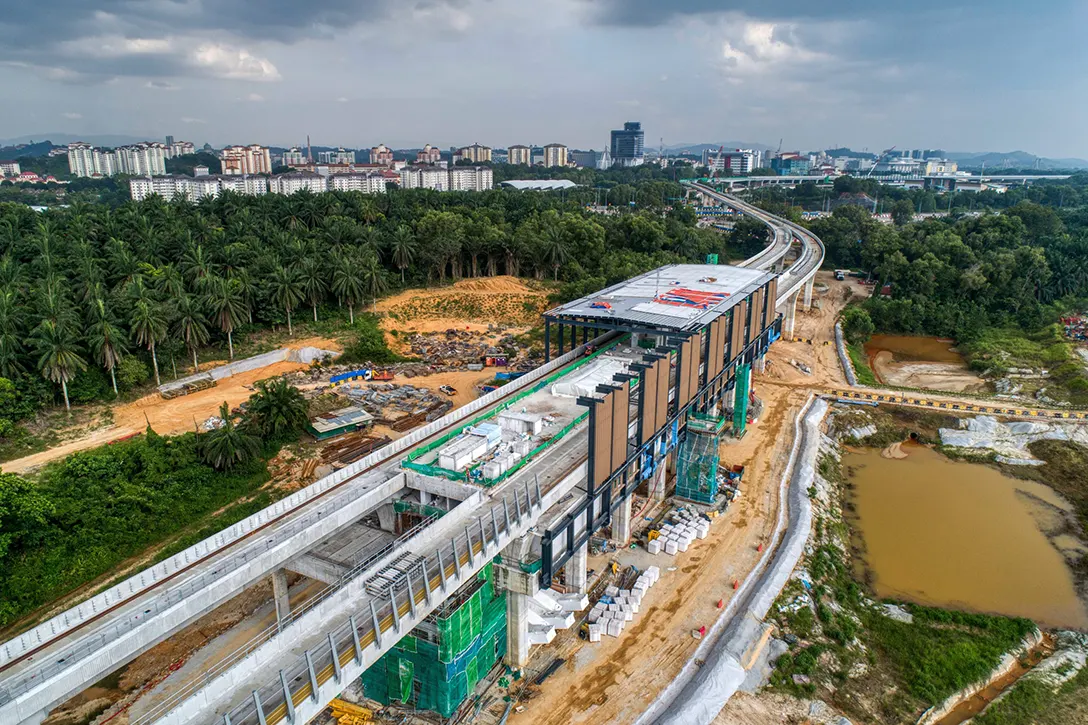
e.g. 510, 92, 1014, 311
0, 192, 820, 725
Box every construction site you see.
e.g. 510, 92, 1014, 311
1, 184, 845, 725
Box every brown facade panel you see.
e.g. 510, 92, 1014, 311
640, 363, 658, 443
731, 300, 747, 361
746, 288, 762, 345
712, 317, 726, 377
655, 356, 669, 433
593, 392, 613, 487
674, 337, 691, 402
764, 278, 778, 329
611, 382, 630, 471
686, 332, 702, 404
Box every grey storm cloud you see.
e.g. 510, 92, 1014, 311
582, 0, 1016, 25
0, 0, 467, 82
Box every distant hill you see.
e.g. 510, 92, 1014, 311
0, 141, 56, 158
945, 150, 1088, 170
665, 142, 775, 155
0, 133, 162, 148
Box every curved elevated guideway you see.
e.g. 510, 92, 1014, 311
685, 181, 826, 337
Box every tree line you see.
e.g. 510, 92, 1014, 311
0, 177, 727, 416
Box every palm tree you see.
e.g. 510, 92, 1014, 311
268, 265, 303, 335
388, 225, 417, 283
129, 298, 167, 386
0, 289, 25, 378
298, 257, 327, 322
542, 226, 569, 281
32, 320, 86, 413
204, 276, 247, 359
331, 252, 365, 324
87, 298, 129, 395
359, 252, 388, 311
245, 378, 308, 438
172, 294, 211, 372
201, 402, 260, 470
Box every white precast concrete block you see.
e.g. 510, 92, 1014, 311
605, 585, 619, 597
555, 593, 589, 612
606, 620, 623, 637
678, 540, 689, 553
647, 540, 662, 555
665, 541, 678, 555
619, 606, 633, 622
588, 610, 601, 624
588, 624, 602, 642
528, 624, 556, 645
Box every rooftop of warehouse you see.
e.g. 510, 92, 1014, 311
546, 263, 776, 332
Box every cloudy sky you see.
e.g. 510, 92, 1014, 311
1, 1, 1083, 156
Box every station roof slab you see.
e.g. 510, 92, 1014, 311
545, 264, 776, 333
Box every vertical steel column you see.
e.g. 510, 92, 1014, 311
544, 319, 552, 362
253, 690, 268, 725
279, 671, 295, 723
369, 602, 382, 647
305, 650, 319, 702
328, 633, 341, 683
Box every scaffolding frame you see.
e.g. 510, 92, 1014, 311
674, 414, 726, 504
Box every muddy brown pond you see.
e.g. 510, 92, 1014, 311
845, 444, 1088, 629
864, 335, 987, 393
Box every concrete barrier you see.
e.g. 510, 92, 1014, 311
157, 346, 340, 396
835, 322, 858, 386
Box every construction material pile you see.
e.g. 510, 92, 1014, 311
584, 566, 660, 641
320, 432, 393, 466
407, 328, 517, 366
1062, 315, 1088, 341
337, 383, 454, 431
647, 508, 712, 556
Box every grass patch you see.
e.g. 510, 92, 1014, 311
0, 430, 275, 631
974, 664, 1088, 725
847, 342, 879, 386
961, 325, 1088, 406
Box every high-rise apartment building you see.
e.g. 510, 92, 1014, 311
166, 141, 195, 158
447, 166, 494, 191
0, 161, 21, 177
507, 145, 532, 165
610, 122, 645, 167
370, 144, 394, 165
282, 148, 307, 166
416, 144, 442, 164
456, 144, 492, 163
318, 148, 356, 164
68, 142, 166, 177
542, 144, 568, 168
220, 145, 272, 175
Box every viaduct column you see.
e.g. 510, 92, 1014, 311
493, 563, 539, 670
803, 278, 815, 309
565, 542, 588, 594
613, 493, 633, 546
784, 292, 800, 340
272, 568, 291, 628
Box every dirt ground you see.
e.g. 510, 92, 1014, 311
3, 337, 341, 475
373, 276, 547, 350
869, 353, 987, 393
502, 275, 850, 725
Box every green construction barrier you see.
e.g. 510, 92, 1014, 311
360, 563, 508, 718
674, 414, 726, 504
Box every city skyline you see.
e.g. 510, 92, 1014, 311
0, 1, 1085, 156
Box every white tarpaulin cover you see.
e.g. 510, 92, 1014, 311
550, 355, 634, 398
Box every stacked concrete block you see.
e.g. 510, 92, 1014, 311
664, 540, 679, 555
606, 620, 623, 637
588, 623, 602, 642
647, 539, 662, 554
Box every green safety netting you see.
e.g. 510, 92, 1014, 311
675, 414, 726, 504
393, 500, 448, 519
359, 563, 508, 718
733, 363, 751, 437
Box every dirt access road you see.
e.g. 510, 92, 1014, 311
3, 337, 341, 475
503, 275, 850, 725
